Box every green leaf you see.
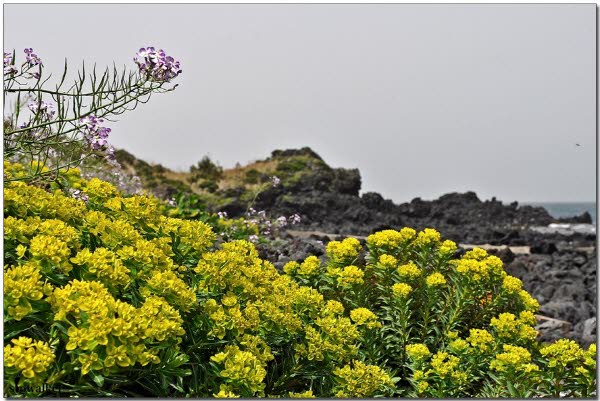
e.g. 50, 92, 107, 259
90, 371, 104, 388
4, 321, 35, 340
506, 381, 518, 398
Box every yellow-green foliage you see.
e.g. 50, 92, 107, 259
3, 161, 597, 398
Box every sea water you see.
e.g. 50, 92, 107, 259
525, 202, 597, 235
526, 202, 597, 225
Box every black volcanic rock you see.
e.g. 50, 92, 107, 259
530, 240, 559, 255
559, 211, 593, 224
247, 157, 561, 243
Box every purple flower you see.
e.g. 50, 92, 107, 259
79, 114, 104, 129
4, 52, 12, 66
28, 100, 55, 120
276, 216, 288, 228
271, 176, 281, 187
78, 114, 115, 159
24, 48, 42, 67
70, 189, 89, 203
217, 211, 228, 219
105, 145, 119, 166
249, 235, 259, 243
3, 51, 17, 75
134, 47, 182, 83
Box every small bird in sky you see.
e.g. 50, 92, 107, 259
575, 143, 581, 147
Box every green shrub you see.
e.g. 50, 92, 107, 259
190, 156, 223, 184
244, 169, 262, 184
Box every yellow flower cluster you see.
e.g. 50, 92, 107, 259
414, 228, 441, 247
490, 312, 538, 344
397, 261, 422, 279
118, 238, 181, 277
104, 195, 162, 225
392, 282, 413, 299
322, 300, 345, 316
411, 370, 431, 394
213, 385, 240, 398
366, 228, 416, 249
4, 263, 53, 320
49, 280, 185, 373
326, 237, 361, 264
4, 216, 81, 249
333, 360, 394, 398
429, 351, 467, 384
70, 247, 130, 287
141, 270, 197, 312
452, 254, 506, 282
84, 178, 119, 200
195, 240, 277, 296
467, 329, 495, 352
204, 298, 259, 339
4, 180, 86, 223
350, 307, 382, 329
426, 272, 447, 287
210, 345, 267, 396
300, 315, 360, 362
463, 247, 489, 261
447, 338, 470, 354
159, 216, 216, 254
519, 290, 540, 312
377, 254, 398, 269
297, 255, 321, 276
282, 261, 300, 275
539, 339, 586, 369
502, 275, 523, 294
29, 234, 72, 273
438, 239, 458, 256
490, 344, 538, 373
4, 337, 55, 383
238, 334, 275, 364
406, 343, 431, 361
336, 265, 364, 287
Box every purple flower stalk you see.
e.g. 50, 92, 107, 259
249, 235, 259, 243
24, 48, 42, 67
134, 47, 182, 83
276, 216, 288, 228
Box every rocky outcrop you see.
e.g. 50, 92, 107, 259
244, 152, 590, 245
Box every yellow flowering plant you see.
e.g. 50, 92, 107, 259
3, 162, 597, 398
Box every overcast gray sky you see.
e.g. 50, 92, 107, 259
4, 4, 596, 203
